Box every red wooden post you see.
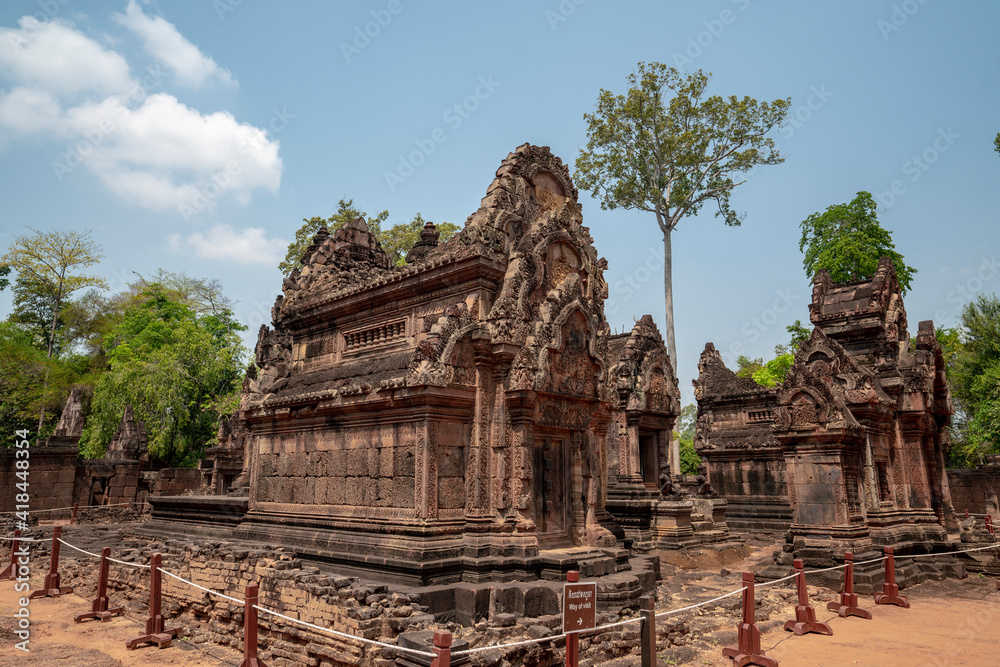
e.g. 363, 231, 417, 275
565, 570, 579, 667
826, 552, 872, 619
29, 526, 73, 599
965, 509, 970, 519
1, 530, 20, 580
985, 516, 994, 534
75, 547, 124, 622
240, 583, 267, 666
722, 572, 778, 667
874, 547, 910, 608
784, 559, 832, 636
126, 553, 182, 650
431, 630, 452, 667
640, 595, 657, 667
70, 503, 78, 524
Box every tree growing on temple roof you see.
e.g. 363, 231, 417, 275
575, 62, 790, 368
280, 200, 458, 271
799, 191, 916, 294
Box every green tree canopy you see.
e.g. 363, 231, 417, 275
799, 191, 916, 294
280, 202, 459, 271
675, 403, 701, 475
939, 294, 1000, 466
575, 62, 790, 367
79, 285, 247, 464
279, 199, 390, 274
1, 228, 107, 359
735, 322, 809, 388
378, 213, 460, 266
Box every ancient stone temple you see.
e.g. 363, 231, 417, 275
219, 144, 647, 584
604, 315, 682, 547
691, 344, 787, 532
197, 413, 251, 496
697, 258, 956, 575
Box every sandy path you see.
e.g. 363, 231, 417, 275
0, 578, 238, 666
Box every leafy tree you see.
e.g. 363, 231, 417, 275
995, 132, 999, 155
0, 322, 49, 446
799, 191, 916, 294
378, 213, 460, 266
575, 62, 790, 367
0, 265, 9, 292
1, 228, 107, 359
735, 322, 806, 388
2, 228, 106, 433
675, 403, 701, 474
787, 319, 811, 350
79, 285, 247, 464
279, 199, 389, 274
939, 295, 1000, 467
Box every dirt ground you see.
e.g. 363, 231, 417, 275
0, 576, 237, 666
649, 534, 1000, 667
1, 530, 997, 666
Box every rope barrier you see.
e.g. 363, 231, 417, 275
0, 502, 134, 515
160, 568, 244, 605
655, 586, 747, 618
252, 604, 436, 659
55, 537, 149, 569
5, 530, 998, 661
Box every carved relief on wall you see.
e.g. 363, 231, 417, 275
543, 310, 598, 397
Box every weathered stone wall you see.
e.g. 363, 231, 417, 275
255, 423, 424, 511
152, 467, 202, 496
0, 445, 78, 515
948, 464, 1000, 516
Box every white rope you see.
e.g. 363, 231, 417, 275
0, 502, 134, 515
454, 629, 569, 655
160, 568, 244, 605
108, 556, 150, 569
895, 543, 1000, 559
655, 586, 747, 618
0, 535, 43, 542
803, 562, 849, 576
253, 604, 435, 659
854, 555, 887, 566
57, 538, 103, 559
757, 572, 799, 588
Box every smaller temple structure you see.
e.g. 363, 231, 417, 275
602, 315, 730, 550
697, 258, 959, 585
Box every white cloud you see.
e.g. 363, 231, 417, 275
115, 0, 235, 88
169, 224, 286, 266
0, 9, 281, 212
0, 17, 133, 97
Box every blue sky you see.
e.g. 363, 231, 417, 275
1, 0, 998, 404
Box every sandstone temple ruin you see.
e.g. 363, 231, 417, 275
11, 144, 997, 620
695, 258, 960, 578
144, 144, 700, 589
